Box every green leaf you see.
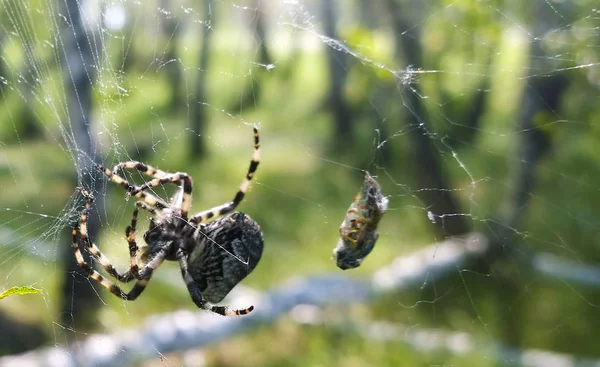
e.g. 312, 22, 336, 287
0, 286, 41, 300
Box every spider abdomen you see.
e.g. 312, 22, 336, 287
188, 212, 263, 303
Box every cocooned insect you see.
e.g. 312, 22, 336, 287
333, 172, 388, 270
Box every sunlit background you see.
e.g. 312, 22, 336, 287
1, 0, 599, 366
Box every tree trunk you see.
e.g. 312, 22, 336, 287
18, 41, 42, 140
386, 0, 470, 237
255, 1, 272, 67
322, 0, 353, 149
358, 0, 378, 29
60, 0, 104, 332
227, 0, 271, 114
160, 0, 184, 113
189, 0, 214, 159
472, 2, 568, 364
488, 57, 567, 367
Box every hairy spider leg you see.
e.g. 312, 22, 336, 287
127, 172, 193, 219
190, 127, 260, 227
73, 190, 131, 281
72, 190, 150, 300
111, 161, 169, 178
97, 164, 170, 211
134, 200, 157, 215
175, 247, 254, 316
124, 204, 142, 277
112, 161, 187, 216
73, 189, 174, 301
124, 201, 166, 279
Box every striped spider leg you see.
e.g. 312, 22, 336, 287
110, 127, 261, 227
189, 127, 260, 227
96, 163, 173, 276
111, 161, 192, 219
71, 189, 161, 301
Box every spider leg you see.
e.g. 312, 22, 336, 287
127, 173, 193, 219
134, 200, 157, 215
112, 161, 187, 214
111, 161, 169, 179
97, 164, 170, 210
124, 201, 168, 281
176, 248, 254, 316
72, 190, 151, 300
74, 189, 134, 281
72, 227, 148, 299
189, 127, 260, 226
124, 204, 142, 279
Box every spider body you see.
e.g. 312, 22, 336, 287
72, 127, 262, 316
139, 210, 263, 305
186, 212, 263, 303
334, 172, 388, 270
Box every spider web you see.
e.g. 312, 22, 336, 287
0, 0, 599, 366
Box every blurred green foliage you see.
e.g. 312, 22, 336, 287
0, 0, 600, 365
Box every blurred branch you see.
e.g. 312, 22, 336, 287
292, 308, 600, 367
533, 253, 600, 287
0, 233, 487, 367
2, 232, 600, 365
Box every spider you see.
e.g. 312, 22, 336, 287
71, 127, 263, 316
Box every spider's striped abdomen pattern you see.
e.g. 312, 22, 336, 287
71, 127, 262, 316
187, 212, 263, 304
